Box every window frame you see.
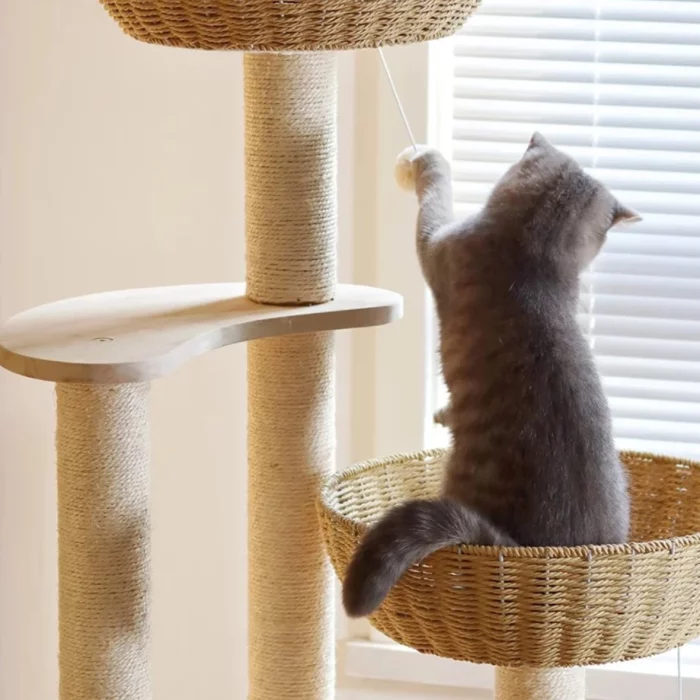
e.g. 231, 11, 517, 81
342, 37, 700, 699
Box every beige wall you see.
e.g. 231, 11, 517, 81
0, 1, 357, 697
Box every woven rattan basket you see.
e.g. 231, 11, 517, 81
98, 0, 483, 51
319, 448, 700, 667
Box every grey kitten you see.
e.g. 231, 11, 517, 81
342, 132, 636, 618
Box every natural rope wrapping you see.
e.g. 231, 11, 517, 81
495, 667, 586, 700
56, 382, 150, 700
244, 54, 336, 700
245, 50, 337, 700
248, 333, 336, 700
244, 52, 337, 306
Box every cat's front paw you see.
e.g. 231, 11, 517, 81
395, 145, 447, 192
433, 405, 451, 427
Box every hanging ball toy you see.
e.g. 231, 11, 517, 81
394, 144, 432, 191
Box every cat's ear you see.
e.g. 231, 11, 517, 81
611, 202, 642, 228
527, 131, 549, 150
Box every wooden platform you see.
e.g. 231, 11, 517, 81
0, 283, 403, 383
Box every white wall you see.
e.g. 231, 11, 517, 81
0, 1, 355, 698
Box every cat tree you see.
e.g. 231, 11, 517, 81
5, 2, 697, 700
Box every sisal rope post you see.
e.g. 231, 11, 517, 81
494, 667, 586, 700
245, 52, 337, 700
245, 52, 337, 305
56, 382, 151, 700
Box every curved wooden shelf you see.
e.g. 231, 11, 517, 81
0, 283, 402, 384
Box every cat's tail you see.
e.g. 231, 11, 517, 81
342, 498, 516, 618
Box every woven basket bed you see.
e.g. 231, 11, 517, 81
97, 0, 483, 51
319, 448, 700, 668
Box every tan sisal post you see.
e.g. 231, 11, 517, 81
495, 667, 586, 700
245, 52, 337, 306
245, 52, 337, 700
56, 382, 151, 700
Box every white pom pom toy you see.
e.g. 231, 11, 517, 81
394, 144, 431, 191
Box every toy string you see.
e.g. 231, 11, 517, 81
377, 47, 418, 152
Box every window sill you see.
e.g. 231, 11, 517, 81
344, 639, 700, 700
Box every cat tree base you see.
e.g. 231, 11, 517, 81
495, 667, 585, 700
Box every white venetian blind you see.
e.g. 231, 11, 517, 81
430, 0, 700, 461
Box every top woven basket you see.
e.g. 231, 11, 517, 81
319, 449, 700, 668
98, 0, 483, 51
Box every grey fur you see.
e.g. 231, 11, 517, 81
342, 133, 635, 619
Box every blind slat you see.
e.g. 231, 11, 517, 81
612, 417, 700, 444
578, 315, 700, 342
609, 396, 700, 424
597, 356, 700, 383
603, 376, 700, 404
456, 58, 700, 89
455, 37, 700, 68
605, 235, 700, 257
462, 16, 700, 45
477, 0, 700, 24
583, 336, 698, 362
579, 274, 700, 301
453, 161, 700, 195
453, 120, 700, 150
580, 294, 700, 321
453, 202, 700, 238
454, 78, 700, 110
453, 182, 700, 216
594, 254, 700, 278
453, 141, 700, 173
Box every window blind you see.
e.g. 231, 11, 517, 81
432, 0, 700, 462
